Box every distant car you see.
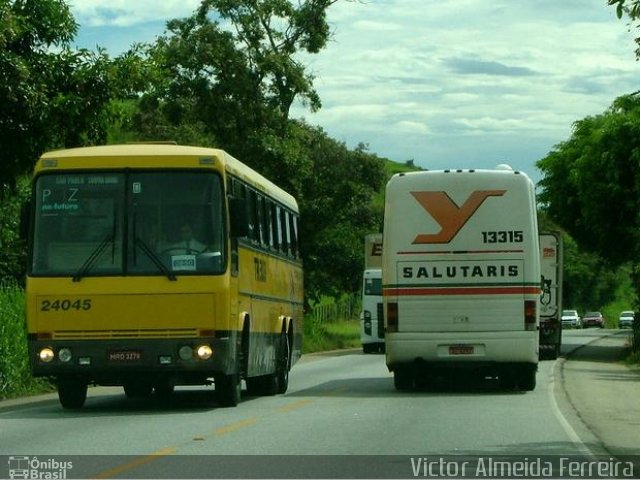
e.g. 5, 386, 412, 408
618, 311, 635, 329
582, 311, 605, 328
561, 309, 581, 328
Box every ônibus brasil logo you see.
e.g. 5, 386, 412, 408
7, 456, 73, 479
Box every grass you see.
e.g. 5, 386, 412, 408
0, 281, 53, 399
302, 315, 361, 353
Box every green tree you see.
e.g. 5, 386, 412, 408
293, 124, 386, 302
537, 93, 640, 305
135, 0, 339, 173
1, 0, 76, 187
0, 179, 29, 281
561, 235, 619, 312
0, 1, 152, 189
196, 0, 335, 122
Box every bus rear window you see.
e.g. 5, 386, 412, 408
364, 278, 382, 296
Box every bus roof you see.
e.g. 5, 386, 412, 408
37, 144, 298, 211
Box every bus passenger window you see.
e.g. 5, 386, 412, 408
247, 189, 258, 243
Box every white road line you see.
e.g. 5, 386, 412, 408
548, 357, 595, 458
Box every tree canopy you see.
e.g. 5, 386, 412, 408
537, 94, 640, 266
0, 0, 148, 190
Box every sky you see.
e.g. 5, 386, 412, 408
69, 0, 640, 184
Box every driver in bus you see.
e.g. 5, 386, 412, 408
170, 223, 206, 254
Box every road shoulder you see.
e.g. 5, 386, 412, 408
557, 330, 640, 457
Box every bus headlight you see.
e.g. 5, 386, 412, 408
39, 348, 55, 363
58, 348, 72, 363
178, 346, 193, 360
196, 344, 213, 360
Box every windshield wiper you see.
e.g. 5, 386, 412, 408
135, 236, 177, 281
72, 232, 114, 282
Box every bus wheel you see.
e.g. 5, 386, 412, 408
124, 382, 153, 399
154, 383, 175, 398
276, 333, 290, 394
245, 376, 264, 396
499, 370, 517, 391
58, 379, 87, 409
518, 366, 537, 391
393, 369, 414, 391
251, 333, 290, 396
216, 374, 241, 407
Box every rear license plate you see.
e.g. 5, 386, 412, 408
108, 350, 142, 362
449, 345, 474, 355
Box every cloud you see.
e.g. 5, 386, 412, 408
70, 0, 640, 180
441, 57, 537, 77
69, 0, 201, 27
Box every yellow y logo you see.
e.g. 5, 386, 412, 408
411, 190, 506, 244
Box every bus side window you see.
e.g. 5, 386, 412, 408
247, 189, 258, 243
256, 195, 266, 246
263, 197, 273, 249
273, 204, 285, 252
281, 209, 290, 256
272, 204, 282, 252
289, 214, 299, 258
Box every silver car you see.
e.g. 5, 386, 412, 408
618, 311, 635, 329
561, 309, 581, 328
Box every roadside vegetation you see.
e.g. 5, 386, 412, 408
0, 282, 52, 399
303, 295, 361, 353
303, 317, 360, 354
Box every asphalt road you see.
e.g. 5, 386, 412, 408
0, 329, 635, 479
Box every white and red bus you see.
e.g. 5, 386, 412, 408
383, 165, 540, 391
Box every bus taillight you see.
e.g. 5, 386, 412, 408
363, 311, 372, 335
524, 300, 537, 331
387, 302, 398, 333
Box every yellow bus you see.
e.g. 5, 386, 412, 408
23, 144, 303, 409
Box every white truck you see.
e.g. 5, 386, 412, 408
360, 233, 384, 353
383, 166, 540, 391
539, 232, 563, 360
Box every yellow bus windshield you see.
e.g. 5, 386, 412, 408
31, 171, 226, 277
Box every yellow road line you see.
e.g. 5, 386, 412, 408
92, 447, 176, 479
276, 398, 313, 413
214, 416, 260, 436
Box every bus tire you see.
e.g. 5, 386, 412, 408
499, 370, 517, 391
124, 382, 153, 399
216, 374, 241, 407
246, 333, 290, 396
276, 333, 290, 394
58, 379, 88, 409
245, 376, 264, 396
518, 366, 537, 392
393, 369, 414, 391
154, 383, 175, 398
